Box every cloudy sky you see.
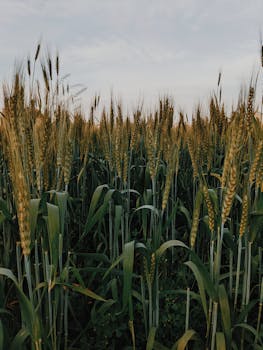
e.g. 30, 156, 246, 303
0, 0, 263, 116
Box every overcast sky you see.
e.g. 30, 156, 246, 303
0, 0, 263, 117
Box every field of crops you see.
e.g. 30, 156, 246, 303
0, 48, 263, 350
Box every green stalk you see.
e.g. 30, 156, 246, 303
255, 277, 263, 345
148, 280, 153, 330
165, 199, 169, 242
155, 266, 159, 327
125, 150, 132, 242
41, 237, 47, 282
229, 249, 233, 298
210, 240, 214, 281
44, 251, 53, 340
3, 222, 11, 267
245, 241, 252, 308
109, 200, 113, 261
211, 223, 222, 348
121, 210, 125, 251
64, 252, 70, 350
34, 339, 42, 350
57, 167, 61, 191
16, 242, 22, 286
234, 236, 242, 310
241, 237, 248, 312
241, 236, 248, 350
211, 301, 218, 350
259, 248, 262, 296
34, 240, 41, 307
206, 298, 213, 342
214, 224, 223, 287
24, 254, 33, 303
58, 234, 64, 350
53, 302, 57, 349
171, 176, 177, 263
185, 287, 190, 331
171, 227, 176, 263
114, 221, 120, 263
59, 234, 63, 275
152, 177, 156, 245
208, 235, 215, 343
140, 276, 148, 337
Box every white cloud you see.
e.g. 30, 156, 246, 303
0, 0, 40, 22
62, 37, 186, 68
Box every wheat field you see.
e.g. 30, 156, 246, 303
0, 45, 262, 350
